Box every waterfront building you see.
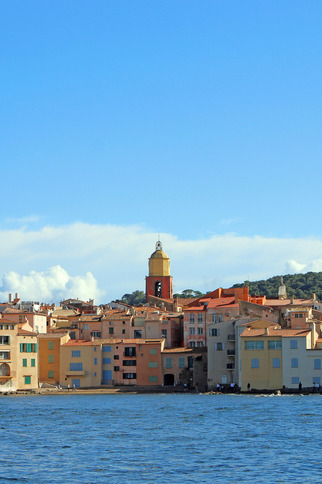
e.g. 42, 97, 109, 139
38, 332, 70, 386
162, 346, 207, 389
60, 339, 102, 388
0, 318, 38, 391
3, 310, 47, 333
239, 319, 322, 391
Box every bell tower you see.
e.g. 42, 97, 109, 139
146, 240, 173, 300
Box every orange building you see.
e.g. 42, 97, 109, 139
38, 332, 70, 385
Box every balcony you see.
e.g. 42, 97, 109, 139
227, 334, 235, 341
66, 370, 85, 376
227, 363, 235, 370
227, 349, 235, 356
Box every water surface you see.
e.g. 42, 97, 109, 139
0, 393, 321, 483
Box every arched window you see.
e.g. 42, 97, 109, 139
154, 281, 162, 297
291, 358, 298, 368
0, 363, 10, 377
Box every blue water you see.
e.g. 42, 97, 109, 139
0, 393, 321, 483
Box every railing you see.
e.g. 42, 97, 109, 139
228, 334, 235, 341
227, 349, 235, 356
227, 363, 235, 369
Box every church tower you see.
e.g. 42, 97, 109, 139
146, 240, 173, 300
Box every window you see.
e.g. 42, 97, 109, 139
268, 340, 282, 350
109, 328, 114, 335
165, 357, 172, 369
0, 351, 10, 360
24, 376, 31, 385
150, 349, 156, 355
188, 356, 194, 369
245, 341, 264, 350
197, 341, 203, 347
209, 328, 219, 337
161, 329, 167, 339
273, 358, 280, 368
215, 342, 224, 351
49, 341, 54, 350
134, 330, 142, 338
94, 358, 98, 365
72, 350, 81, 357
103, 358, 111, 364
198, 328, 203, 335
251, 358, 259, 368
0, 336, 10, 345
69, 362, 83, 371
218, 314, 223, 323
114, 366, 120, 371
48, 370, 54, 379
179, 357, 185, 368
49, 355, 54, 364
19, 343, 37, 353
114, 355, 119, 360
290, 340, 298, 349
292, 377, 299, 384
149, 375, 158, 383
190, 342, 196, 348
123, 373, 136, 379
189, 328, 195, 335
313, 376, 320, 385
94, 372, 97, 377
94, 347, 97, 352
31, 359, 35, 367
91, 331, 101, 338
291, 358, 298, 368
189, 314, 195, 323
11, 325, 14, 330
0, 325, 2, 329
103, 346, 111, 352
124, 347, 136, 357
212, 315, 217, 323
122, 329, 125, 334
123, 360, 136, 366
197, 314, 203, 323
23, 358, 27, 367
84, 324, 89, 330
314, 359, 321, 370
148, 362, 158, 368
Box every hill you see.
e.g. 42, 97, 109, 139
233, 272, 322, 301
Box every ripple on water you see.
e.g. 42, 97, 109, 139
0, 393, 321, 483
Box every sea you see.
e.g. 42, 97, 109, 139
0, 393, 321, 483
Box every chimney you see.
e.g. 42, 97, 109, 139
15, 293, 19, 300
8, 293, 12, 303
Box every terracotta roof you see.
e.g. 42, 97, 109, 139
207, 297, 236, 308
63, 338, 164, 346
264, 299, 313, 307
17, 329, 37, 336
162, 347, 207, 354
241, 327, 310, 337
38, 332, 68, 339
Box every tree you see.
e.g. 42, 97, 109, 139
121, 290, 146, 306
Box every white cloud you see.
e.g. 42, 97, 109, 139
0, 266, 104, 304
0, 222, 322, 303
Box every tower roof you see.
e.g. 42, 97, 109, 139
149, 240, 169, 260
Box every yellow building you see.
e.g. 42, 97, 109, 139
0, 318, 38, 391
240, 320, 283, 391
60, 340, 102, 388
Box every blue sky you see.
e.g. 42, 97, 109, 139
1, 2, 322, 303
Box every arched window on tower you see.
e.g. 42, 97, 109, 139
155, 281, 162, 298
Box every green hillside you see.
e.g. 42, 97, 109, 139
233, 272, 322, 301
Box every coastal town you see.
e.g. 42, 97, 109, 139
1, 241, 322, 395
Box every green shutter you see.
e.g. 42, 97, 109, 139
31, 359, 35, 367
34, 344, 37, 353
23, 359, 27, 367
20, 343, 24, 352
27, 343, 31, 353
